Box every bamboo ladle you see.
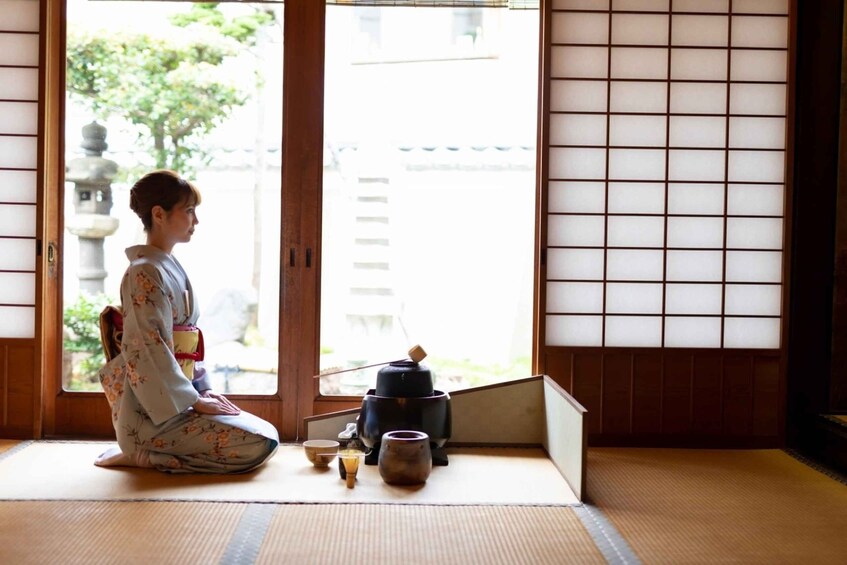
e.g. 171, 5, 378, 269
313, 344, 427, 379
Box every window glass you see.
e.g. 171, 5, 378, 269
63, 0, 283, 393
320, 6, 539, 394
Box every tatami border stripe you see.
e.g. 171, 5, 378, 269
0, 440, 33, 462
219, 502, 276, 565
783, 448, 847, 486
574, 503, 642, 565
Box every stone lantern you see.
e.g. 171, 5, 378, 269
65, 121, 119, 295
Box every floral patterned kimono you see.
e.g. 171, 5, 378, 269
99, 245, 279, 473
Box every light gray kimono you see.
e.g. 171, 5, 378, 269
99, 245, 278, 473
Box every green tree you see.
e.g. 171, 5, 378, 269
66, 4, 274, 173
63, 292, 114, 390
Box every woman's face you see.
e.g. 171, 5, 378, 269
162, 199, 199, 244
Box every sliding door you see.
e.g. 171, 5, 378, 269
538, 0, 791, 445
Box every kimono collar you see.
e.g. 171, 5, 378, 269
126, 244, 171, 263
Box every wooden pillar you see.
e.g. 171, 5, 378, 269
280, 0, 325, 440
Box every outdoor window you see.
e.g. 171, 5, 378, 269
544, 0, 789, 348
62, 0, 283, 393
319, 5, 539, 394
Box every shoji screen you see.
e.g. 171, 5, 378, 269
545, 0, 788, 349
0, 0, 39, 339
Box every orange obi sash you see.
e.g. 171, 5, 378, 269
99, 305, 205, 380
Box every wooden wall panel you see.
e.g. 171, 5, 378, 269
1, 343, 36, 437
663, 353, 692, 435
724, 356, 754, 436
602, 353, 631, 435
632, 354, 662, 435
544, 351, 572, 394
753, 357, 781, 437
571, 353, 602, 435
692, 355, 723, 436
542, 348, 782, 446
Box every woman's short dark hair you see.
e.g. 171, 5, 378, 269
129, 170, 202, 232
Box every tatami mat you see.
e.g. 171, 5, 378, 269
0, 439, 19, 455
256, 504, 605, 565
587, 448, 847, 564
0, 500, 243, 565
0, 441, 578, 505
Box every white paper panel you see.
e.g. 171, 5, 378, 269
0, 273, 35, 304
668, 183, 724, 215
609, 149, 666, 180
664, 317, 722, 347
610, 115, 666, 147
670, 82, 727, 114
0, 137, 37, 169
731, 16, 788, 49
611, 48, 668, 79
725, 284, 781, 316
0, 204, 36, 237
673, 0, 728, 12
726, 217, 783, 249
671, 49, 727, 80
730, 50, 787, 82
546, 282, 604, 313
612, 14, 669, 45
605, 316, 662, 347
732, 0, 788, 14
666, 250, 723, 281
0, 101, 37, 135
726, 251, 782, 282
613, 0, 668, 10
727, 184, 783, 216
607, 249, 664, 280
0, 238, 35, 271
0, 306, 35, 338
0, 0, 39, 32
668, 149, 725, 181
724, 317, 781, 348
546, 315, 603, 346
550, 114, 607, 146
0, 33, 39, 66
671, 15, 728, 47
551, 80, 608, 112
610, 81, 667, 113
549, 181, 606, 214
665, 283, 723, 314
0, 68, 38, 100
729, 117, 785, 149
728, 150, 785, 183
547, 248, 605, 280
0, 170, 37, 203
667, 217, 724, 248
549, 147, 607, 179
553, 12, 609, 45
551, 46, 609, 79
606, 283, 663, 314
608, 216, 665, 248
608, 182, 665, 214
730, 83, 786, 116
548, 214, 606, 247
670, 116, 726, 148
553, 0, 610, 8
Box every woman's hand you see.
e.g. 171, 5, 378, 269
192, 391, 241, 415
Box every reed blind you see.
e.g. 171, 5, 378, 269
0, 0, 39, 338
544, 0, 789, 348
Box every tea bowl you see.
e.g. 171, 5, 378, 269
303, 439, 340, 467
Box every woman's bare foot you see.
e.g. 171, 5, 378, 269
94, 446, 153, 468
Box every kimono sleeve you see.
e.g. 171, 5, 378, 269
121, 261, 199, 425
